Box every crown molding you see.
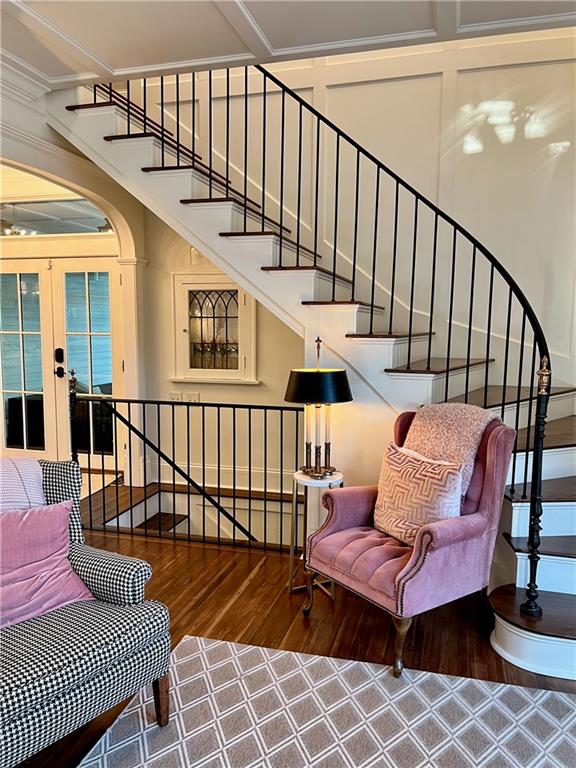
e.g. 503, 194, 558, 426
213, 0, 273, 58
457, 11, 576, 35
4, 0, 112, 76
0, 52, 51, 99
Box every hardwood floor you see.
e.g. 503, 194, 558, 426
22, 531, 576, 768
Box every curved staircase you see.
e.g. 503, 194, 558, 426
44, 69, 575, 679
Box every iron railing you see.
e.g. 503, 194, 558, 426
71, 390, 304, 552
81, 67, 552, 615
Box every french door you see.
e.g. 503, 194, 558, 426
0, 258, 121, 463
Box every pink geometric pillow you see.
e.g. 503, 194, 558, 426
0, 501, 94, 629
374, 442, 462, 545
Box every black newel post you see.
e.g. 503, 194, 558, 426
69, 369, 78, 464
520, 356, 551, 618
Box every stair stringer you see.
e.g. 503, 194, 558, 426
45, 91, 450, 420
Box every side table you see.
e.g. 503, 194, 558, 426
288, 470, 343, 595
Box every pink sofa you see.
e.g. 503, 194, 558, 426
304, 411, 516, 676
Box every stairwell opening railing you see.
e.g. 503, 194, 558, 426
82, 67, 551, 615
69, 385, 304, 552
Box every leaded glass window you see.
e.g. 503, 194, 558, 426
188, 289, 239, 370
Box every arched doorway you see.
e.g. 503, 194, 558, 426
1, 165, 123, 463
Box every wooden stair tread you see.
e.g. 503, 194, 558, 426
504, 533, 576, 558
182, 198, 290, 234
302, 300, 386, 312
449, 384, 576, 408
385, 358, 493, 374
346, 332, 432, 339
489, 583, 576, 640
136, 512, 187, 533
506, 475, 576, 503
261, 265, 352, 286
516, 415, 576, 452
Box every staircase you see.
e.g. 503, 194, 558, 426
45, 69, 575, 679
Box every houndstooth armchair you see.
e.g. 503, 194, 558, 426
0, 460, 171, 768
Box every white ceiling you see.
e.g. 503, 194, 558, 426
1, 0, 575, 89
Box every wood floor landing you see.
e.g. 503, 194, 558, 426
22, 532, 576, 768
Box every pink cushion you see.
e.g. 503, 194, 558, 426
0, 501, 94, 629
313, 526, 412, 599
374, 442, 462, 544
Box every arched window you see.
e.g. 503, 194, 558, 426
188, 289, 239, 370
174, 275, 256, 384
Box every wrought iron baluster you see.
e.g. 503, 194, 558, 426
426, 213, 439, 369
208, 70, 213, 196
351, 149, 360, 301
406, 197, 419, 369
175, 74, 180, 165
313, 118, 321, 267
464, 246, 476, 400
332, 134, 340, 300
444, 229, 457, 401
296, 103, 303, 265
369, 169, 381, 335
388, 181, 400, 334
483, 265, 495, 407
279, 89, 286, 265
261, 73, 267, 230
160, 76, 165, 166
226, 68, 230, 196
510, 311, 527, 495
501, 287, 513, 422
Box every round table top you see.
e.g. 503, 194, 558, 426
293, 470, 344, 487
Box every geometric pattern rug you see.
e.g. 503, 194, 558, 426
80, 635, 576, 768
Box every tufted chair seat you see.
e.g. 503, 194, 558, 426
312, 526, 412, 608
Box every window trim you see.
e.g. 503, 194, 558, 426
173, 273, 257, 384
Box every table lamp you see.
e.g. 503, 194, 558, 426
284, 338, 353, 478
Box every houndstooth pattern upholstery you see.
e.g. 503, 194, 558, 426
1, 459, 171, 768
69, 542, 152, 605
0, 633, 170, 768
0, 599, 169, 724
40, 459, 84, 543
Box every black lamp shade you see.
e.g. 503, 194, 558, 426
284, 369, 353, 404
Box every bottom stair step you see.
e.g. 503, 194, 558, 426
489, 583, 576, 640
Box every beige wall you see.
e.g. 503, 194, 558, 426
141, 210, 304, 404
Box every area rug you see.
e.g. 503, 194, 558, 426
80, 635, 576, 768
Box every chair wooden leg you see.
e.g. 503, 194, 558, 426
152, 673, 170, 726
392, 616, 413, 677
302, 568, 315, 617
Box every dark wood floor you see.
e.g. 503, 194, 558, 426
23, 531, 576, 768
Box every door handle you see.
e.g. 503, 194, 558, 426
54, 366, 65, 378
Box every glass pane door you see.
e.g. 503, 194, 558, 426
0, 266, 58, 457
64, 271, 114, 456
0, 272, 45, 450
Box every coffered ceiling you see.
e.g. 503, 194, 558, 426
1, 0, 575, 90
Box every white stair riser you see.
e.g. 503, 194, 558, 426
497, 393, 576, 430
507, 446, 576, 486
514, 553, 576, 595
502, 498, 576, 538
490, 617, 576, 680
346, 337, 431, 370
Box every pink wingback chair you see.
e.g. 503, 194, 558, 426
303, 411, 516, 676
